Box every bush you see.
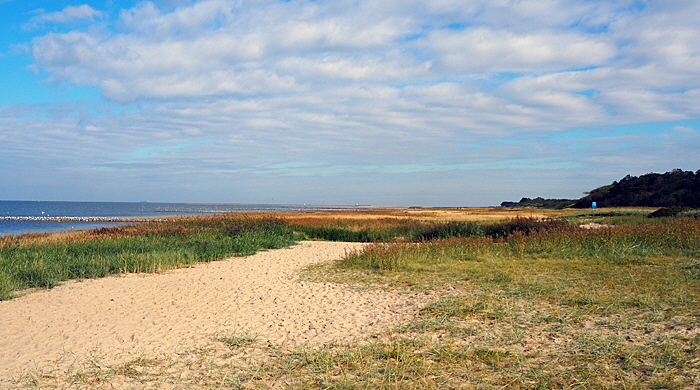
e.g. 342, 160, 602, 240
648, 206, 689, 218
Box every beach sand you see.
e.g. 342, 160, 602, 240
0, 241, 430, 384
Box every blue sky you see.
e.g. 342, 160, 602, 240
1, 0, 699, 206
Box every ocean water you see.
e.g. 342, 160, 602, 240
0, 201, 367, 237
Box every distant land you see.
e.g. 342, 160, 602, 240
501, 169, 700, 209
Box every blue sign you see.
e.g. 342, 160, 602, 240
592, 202, 597, 210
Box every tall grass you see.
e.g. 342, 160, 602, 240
0, 216, 297, 300
292, 216, 574, 242
333, 217, 700, 321
340, 218, 700, 273
289, 217, 425, 242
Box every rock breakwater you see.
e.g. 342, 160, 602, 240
0, 216, 173, 223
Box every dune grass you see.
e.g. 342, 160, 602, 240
7, 210, 700, 389
0, 216, 297, 300
293, 216, 700, 389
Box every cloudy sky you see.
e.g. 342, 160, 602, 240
1, 0, 698, 206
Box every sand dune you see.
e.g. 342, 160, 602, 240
0, 241, 430, 383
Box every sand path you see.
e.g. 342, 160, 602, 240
0, 241, 429, 383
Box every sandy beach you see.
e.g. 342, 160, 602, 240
0, 241, 430, 384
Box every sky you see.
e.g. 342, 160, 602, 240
1, 0, 699, 206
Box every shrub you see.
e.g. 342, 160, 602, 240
648, 206, 689, 218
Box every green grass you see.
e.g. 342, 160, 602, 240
0, 216, 297, 300
338, 218, 700, 271
295, 216, 581, 242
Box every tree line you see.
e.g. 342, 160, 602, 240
501, 169, 700, 209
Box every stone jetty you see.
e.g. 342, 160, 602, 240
0, 216, 176, 223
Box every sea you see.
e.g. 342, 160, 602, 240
0, 201, 370, 237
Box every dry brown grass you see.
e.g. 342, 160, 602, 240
260, 206, 657, 224
269, 207, 572, 223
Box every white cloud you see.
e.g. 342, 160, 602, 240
24, 0, 700, 128
609, 2, 700, 87
24, 5, 104, 29
31, 0, 423, 101
420, 27, 614, 74
662, 126, 697, 139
